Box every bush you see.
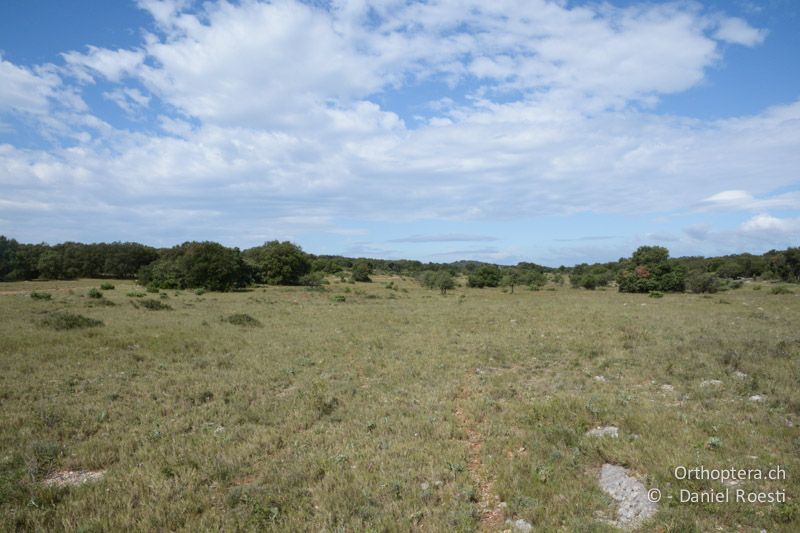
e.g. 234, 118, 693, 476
770, 285, 794, 295
100, 282, 115, 290
87, 288, 103, 299
41, 311, 103, 330
467, 265, 501, 288
331, 295, 346, 302
224, 313, 262, 327
350, 261, 372, 282
139, 299, 172, 311
649, 291, 664, 298
29, 291, 51, 300
686, 272, 720, 294
126, 291, 146, 297
195, 288, 206, 295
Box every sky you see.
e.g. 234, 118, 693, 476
0, 0, 798, 266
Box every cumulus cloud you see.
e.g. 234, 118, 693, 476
0, 0, 794, 259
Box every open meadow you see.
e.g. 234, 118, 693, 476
0, 277, 798, 531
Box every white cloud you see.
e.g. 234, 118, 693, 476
714, 16, 767, 47
0, 56, 60, 115
699, 189, 800, 211
0, 0, 794, 258
740, 214, 800, 235
62, 46, 145, 83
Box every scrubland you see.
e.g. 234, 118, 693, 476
0, 277, 798, 531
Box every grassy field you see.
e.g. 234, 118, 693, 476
0, 277, 798, 531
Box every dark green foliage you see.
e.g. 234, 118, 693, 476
467, 265, 501, 288
29, 291, 51, 300
224, 313, 262, 327
138, 299, 172, 310
100, 282, 115, 290
88, 288, 103, 299
244, 241, 311, 285
350, 260, 372, 282
686, 272, 720, 294
138, 241, 250, 291
41, 312, 103, 330
569, 262, 616, 289
649, 291, 664, 298
617, 246, 686, 293
331, 295, 346, 302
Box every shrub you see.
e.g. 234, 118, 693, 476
649, 291, 664, 298
126, 291, 146, 297
41, 311, 103, 330
331, 295, 346, 302
29, 291, 51, 300
87, 288, 103, 299
100, 282, 115, 290
350, 261, 372, 282
195, 288, 206, 295
686, 272, 720, 294
770, 285, 794, 295
139, 299, 172, 311
224, 313, 262, 327
299, 272, 325, 288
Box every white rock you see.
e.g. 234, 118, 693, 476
598, 464, 657, 529
594, 375, 607, 382
660, 384, 674, 392
733, 371, 748, 380
587, 426, 619, 438
749, 395, 765, 402
505, 518, 533, 532
701, 379, 722, 387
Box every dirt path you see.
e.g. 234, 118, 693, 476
454, 375, 504, 531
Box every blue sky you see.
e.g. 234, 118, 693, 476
1, 0, 798, 266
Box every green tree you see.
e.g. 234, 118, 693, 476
467, 265, 501, 288
434, 271, 455, 295
244, 241, 311, 285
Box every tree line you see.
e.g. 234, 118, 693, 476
1, 235, 797, 293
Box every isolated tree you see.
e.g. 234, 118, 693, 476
500, 270, 520, 293
434, 271, 455, 295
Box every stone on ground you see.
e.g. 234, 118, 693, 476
43, 470, 105, 487
587, 426, 619, 438
598, 464, 657, 529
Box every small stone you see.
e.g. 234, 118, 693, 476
733, 371, 748, 380
701, 379, 722, 387
594, 375, 607, 382
749, 394, 765, 402
420, 482, 430, 490
660, 384, 674, 392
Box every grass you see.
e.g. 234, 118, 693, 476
0, 277, 798, 531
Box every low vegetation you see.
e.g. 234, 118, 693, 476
0, 276, 797, 531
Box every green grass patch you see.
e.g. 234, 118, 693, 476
40, 311, 103, 330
